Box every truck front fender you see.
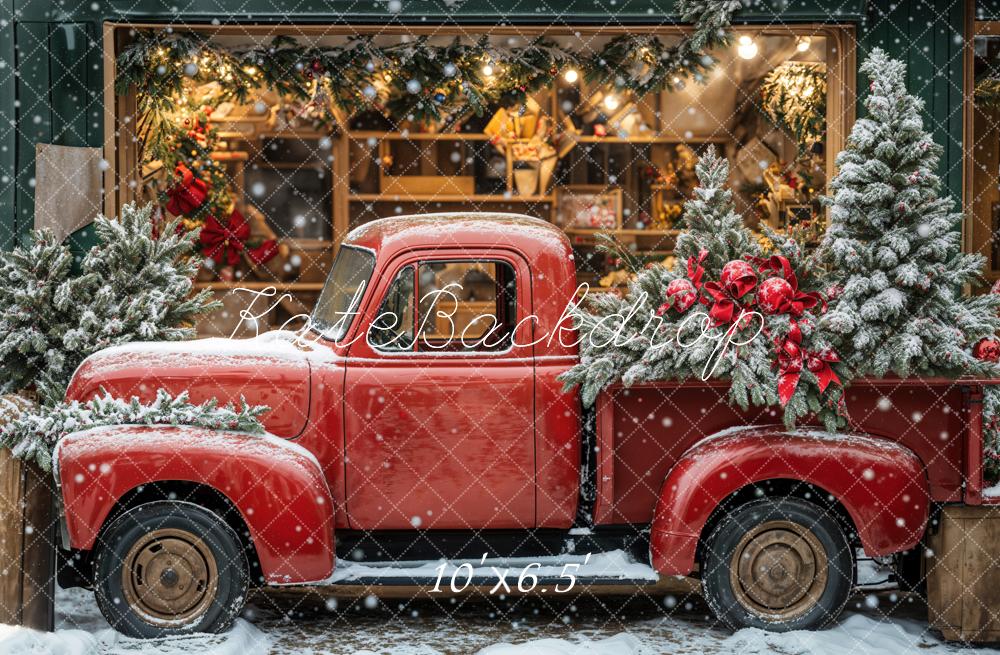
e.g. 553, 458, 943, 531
649, 429, 929, 576
55, 425, 335, 585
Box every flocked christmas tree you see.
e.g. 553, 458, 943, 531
560, 148, 845, 428
0, 203, 218, 404
821, 48, 1000, 379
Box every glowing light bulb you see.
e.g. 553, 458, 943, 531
482, 63, 494, 77
802, 85, 814, 98
737, 35, 758, 60
603, 94, 620, 111
796, 37, 812, 52
563, 68, 579, 84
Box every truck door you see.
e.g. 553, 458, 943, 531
343, 250, 536, 530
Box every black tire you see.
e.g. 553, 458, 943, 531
701, 498, 852, 632
93, 501, 249, 638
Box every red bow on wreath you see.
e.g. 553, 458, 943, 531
753, 255, 825, 317
165, 164, 209, 217
703, 259, 757, 326
775, 320, 841, 405
200, 209, 279, 267
687, 249, 708, 290
200, 209, 251, 266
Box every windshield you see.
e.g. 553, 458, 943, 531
311, 245, 376, 342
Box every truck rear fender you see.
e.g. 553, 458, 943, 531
54, 425, 335, 585
649, 429, 929, 576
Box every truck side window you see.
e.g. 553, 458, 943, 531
416, 261, 517, 353
368, 265, 415, 352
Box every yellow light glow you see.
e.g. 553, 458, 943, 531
796, 37, 812, 52
244, 66, 257, 75
603, 94, 620, 111
563, 68, 579, 84
482, 64, 495, 77
737, 35, 758, 60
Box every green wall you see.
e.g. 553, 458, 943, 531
0, 0, 969, 250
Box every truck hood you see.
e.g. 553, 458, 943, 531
65, 334, 330, 438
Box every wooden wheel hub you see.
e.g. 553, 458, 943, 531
121, 528, 218, 626
730, 520, 828, 620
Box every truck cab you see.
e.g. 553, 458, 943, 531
54, 213, 988, 638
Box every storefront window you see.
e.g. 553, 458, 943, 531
108, 25, 853, 333
970, 26, 1000, 281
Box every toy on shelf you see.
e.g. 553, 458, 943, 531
556, 185, 623, 231
484, 99, 578, 196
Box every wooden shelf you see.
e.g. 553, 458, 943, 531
575, 135, 728, 144
348, 131, 491, 141
351, 193, 554, 203
195, 281, 326, 292
348, 132, 728, 145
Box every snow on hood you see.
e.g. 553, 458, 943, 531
89, 330, 337, 365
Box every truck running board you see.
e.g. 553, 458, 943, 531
317, 549, 661, 590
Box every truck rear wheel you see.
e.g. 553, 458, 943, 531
701, 498, 852, 632
93, 501, 249, 638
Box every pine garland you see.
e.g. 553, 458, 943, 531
117, 0, 741, 147
1, 389, 267, 471
0, 203, 218, 404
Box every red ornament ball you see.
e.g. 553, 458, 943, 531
757, 277, 794, 314
665, 278, 698, 313
719, 260, 757, 293
991, 279, 1000, 296
974, 338, 1000, 363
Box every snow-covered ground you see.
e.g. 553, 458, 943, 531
3, 581, 1000, 655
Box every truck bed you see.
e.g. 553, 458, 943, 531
594, 377, 998, 526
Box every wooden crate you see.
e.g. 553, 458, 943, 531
0, 394, 55, 630
928, 504, 1000, 642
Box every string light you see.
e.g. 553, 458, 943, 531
737, 35, 758, 60
482, 63, 495, 77
796, 37, 812, 52
563, 68, 579, 84
603, 94, 620, 111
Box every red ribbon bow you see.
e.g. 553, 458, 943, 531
165, 164, 209, 217
776, 320, 841, 405
703, 262, 756, 326
247, 239, 279, 266
755, 255, 825, 317
200, 208, 250, 266
688, 249, 708, 290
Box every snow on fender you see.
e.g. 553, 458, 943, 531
649, 427, 929, 576
54, 424, 336, 585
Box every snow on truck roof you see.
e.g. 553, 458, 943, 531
343, 213, 572, 259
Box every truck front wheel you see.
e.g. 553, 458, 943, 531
93, 501, 249, 638
701, 498, 852, 632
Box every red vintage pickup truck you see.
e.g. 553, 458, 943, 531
53, 214, 997, 637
